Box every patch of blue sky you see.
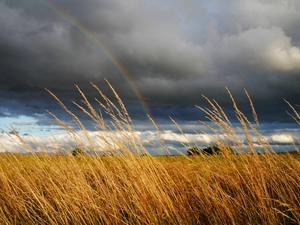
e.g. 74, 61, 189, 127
0, 115, 61, 136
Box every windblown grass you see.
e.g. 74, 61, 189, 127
0, 83, 299, 224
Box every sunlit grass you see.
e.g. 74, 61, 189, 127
0, 83, 299, 224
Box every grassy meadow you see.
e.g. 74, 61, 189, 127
0, 83, 299, 224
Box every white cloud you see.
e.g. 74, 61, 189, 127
267, 42, 300, 71
1, 128, 298, 153
270, 133, 295, 144
160, 131, 214, 144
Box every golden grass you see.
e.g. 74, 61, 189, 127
0, 83, 299, 224
0, 153, 300, 224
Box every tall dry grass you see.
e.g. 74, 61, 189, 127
0, 83, 299, 225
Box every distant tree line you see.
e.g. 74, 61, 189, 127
187, 145, 233, 156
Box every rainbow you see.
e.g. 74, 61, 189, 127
45, 0, 150, 116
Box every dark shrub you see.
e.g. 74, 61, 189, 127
202, 146, 222, 155
72, 147, 85, 156
187, 147, 202, 156
187, 145, 230, 156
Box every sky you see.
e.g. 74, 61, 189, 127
0, 0, 300, 152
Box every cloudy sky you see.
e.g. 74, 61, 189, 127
0, 0, 300, 152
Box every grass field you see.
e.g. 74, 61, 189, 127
0, 153, 299, 224
0, 83, 299, 224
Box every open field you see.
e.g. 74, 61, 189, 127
0, 84, 299, 225
0, 153, 300, 224
2, 1, 300, 224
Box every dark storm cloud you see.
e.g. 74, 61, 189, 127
0, 0, 300, 119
